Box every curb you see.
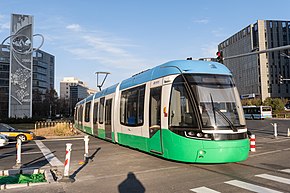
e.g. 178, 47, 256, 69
0, 168, 56, 190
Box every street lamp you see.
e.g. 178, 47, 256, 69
95, 72, 110, 91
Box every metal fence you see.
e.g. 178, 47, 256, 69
34, 120, 75, 136
272, 114, 290, 119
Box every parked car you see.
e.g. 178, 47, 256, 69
0, 123, 35, 142
0, 134, 9, 147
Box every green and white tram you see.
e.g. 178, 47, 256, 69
74, 60, 249, 163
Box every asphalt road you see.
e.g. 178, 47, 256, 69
0, 119, 290, 193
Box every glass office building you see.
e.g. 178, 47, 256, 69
0, 48, 55, 120
218, 20, 290, 101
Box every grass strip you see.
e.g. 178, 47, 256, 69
0, 173, 46, 184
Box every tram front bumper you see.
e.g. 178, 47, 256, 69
195, 138, 250, 163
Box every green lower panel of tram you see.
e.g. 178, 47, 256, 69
162, 129, 249, 163
83, 126, 92, 134
97, 129, 105, 139
118, 133, 148, 151
80, 126, 115, 142
118, 129, 249, 163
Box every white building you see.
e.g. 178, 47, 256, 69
60, 77, 90, 100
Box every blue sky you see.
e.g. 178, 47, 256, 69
1, 0, 290, 94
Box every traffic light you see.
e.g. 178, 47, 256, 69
216, 51, 223, 63
279, 75, 283, 84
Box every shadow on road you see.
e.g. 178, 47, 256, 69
22, 152, 52, 168
70, 147, 101, 180
118, 172, 145, 193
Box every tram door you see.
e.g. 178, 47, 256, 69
149, 87, 162, 154
105, 99, 113, 140
93, 102, 99, 136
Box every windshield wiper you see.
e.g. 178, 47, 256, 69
209, 94, 217, 127
209, 93, 238, 132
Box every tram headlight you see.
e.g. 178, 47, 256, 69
196, 133, 203, 138
204, 134, 209, 138
187, 131, 195, 136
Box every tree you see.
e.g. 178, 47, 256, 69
33, 88, 59, 119
271, 98, 285, 113
262, 97, 284, 113
241, 98, 262, 106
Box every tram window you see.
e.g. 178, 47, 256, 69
120, 85, 145, 126
149, 87, 162, 137
99, 98, 105, 124
150, 87, 161, 127
85, 102, 91, 122
74, 107, 78, 121
169, 84, 198, 128
78, 105, 83, 122
105, 99, 112, 125
93, 102, 98, 124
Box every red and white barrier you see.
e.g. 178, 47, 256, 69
63, 143, 72, 177
250, 135, 256, 152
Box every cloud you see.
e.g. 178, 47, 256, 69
193, 19, 209, 24
0, 15, 10, 33
62, 24, 146, 70
0, 23, 9, 31
66, 24, 82, 32
211, 28, 225, 37
201, 43, 218, 57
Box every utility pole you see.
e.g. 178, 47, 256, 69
223, 45, 290, 61
221, 45, 290, 84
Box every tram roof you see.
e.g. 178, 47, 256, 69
119, 60, 231, 90
76, 60, 231, 105
93, 84, 119, 99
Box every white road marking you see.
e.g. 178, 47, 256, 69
249, 147, 290, 157
35, 140, 63, 167
93, 166, 181, 180
280, 169, 290, 173
266, 138, 290, 143
225, 180, 283, 193
256, 174, 290, 184
249, 150, 282, 157
40, 137, 84, 142
190, 186, 220, 193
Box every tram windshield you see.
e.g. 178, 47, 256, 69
169, 74, 245, 130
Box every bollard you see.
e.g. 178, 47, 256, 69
250, 135, 256, 152
64, 143, 72, 177
34, 123, 37, 135
13, 138, 22, 168
288, 128, 290, 137
84, 135, 90, 162
271, 123, 278, 138
60, 143, 74, 182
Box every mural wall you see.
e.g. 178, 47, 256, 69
9, 14, 33, 118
